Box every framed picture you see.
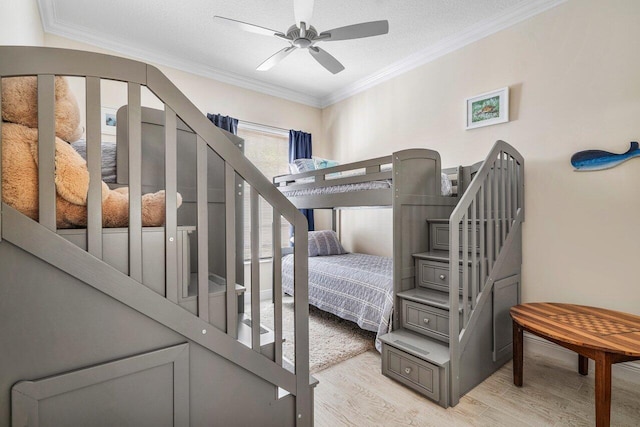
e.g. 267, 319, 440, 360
101, 107, 118, 135
465, 87, 509, 130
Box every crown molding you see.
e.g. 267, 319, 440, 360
319, 0, 567, 108
37, 0, 322, 108
38, 0, 566, 111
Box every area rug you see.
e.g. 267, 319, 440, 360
261, 301, 376, 374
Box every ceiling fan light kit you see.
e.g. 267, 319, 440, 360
214, 0, 389, 74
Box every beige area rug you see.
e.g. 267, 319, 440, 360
261, 301, 376, 374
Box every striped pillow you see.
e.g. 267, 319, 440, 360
308, 230, 347, 257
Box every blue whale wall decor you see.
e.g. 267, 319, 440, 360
571, 142, 640, 171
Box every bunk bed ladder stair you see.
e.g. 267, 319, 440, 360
381, 217, 508, 408
0, 46, 314, 426
381, 141, 524, 409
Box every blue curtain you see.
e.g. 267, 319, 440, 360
289, 130, 314, 231
207, 113, 238, 135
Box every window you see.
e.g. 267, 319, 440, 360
237, 122, 291, 260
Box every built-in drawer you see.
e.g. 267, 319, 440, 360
430, 222, 482, 253
381, 344, 440, 402
402, 300, 458, 342
417, 259, 478, 294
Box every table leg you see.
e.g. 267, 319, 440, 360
579, 354, 589, 375
513, 319, 523, 387
594, 353, 612, 427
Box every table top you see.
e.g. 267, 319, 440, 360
510, 303, 640, 357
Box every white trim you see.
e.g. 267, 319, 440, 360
38, 0, 566, 109
245, 288, 274, 303
37, 0, 321, 108
319, 0, 567, 107
524, 333, 640, 381
238, 121, 289, 138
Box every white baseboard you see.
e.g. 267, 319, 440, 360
244, 289, 274, 303
524, 332, 640, 382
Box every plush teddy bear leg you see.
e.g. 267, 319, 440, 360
56, 185, 181, 228
109, 187, 182, 227
141, 190, 183, 226
102, 188, 182, 228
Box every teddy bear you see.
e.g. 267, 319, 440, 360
1, 76, 180, 228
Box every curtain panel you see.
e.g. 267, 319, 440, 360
288, 130, 314, 231
207, 113, 239, 135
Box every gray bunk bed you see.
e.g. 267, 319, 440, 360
275, 151, 464, 352
0, 46, 314, 426
274, 142, 525, 408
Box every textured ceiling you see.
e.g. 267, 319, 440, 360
39, 0, 560, 107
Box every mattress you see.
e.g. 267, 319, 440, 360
281, 172, 453, 197
282, 252, 393, 352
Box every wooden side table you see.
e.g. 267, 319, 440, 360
510, 303, 640, 427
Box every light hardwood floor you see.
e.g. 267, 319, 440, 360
313, 350, 640, 426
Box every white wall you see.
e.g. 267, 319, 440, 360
0, 0, 44, 46
322, 0, 640, 314
44, 34, 322, 140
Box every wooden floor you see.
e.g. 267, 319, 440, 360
313, 350, 640, 426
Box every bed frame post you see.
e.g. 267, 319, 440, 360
86, 76, 103, 259
37, 74, 57, 232
164, 106, 178, 303
0, 78, 3, 242
225, 163, 238, 337
196, 135, 210, 323
331, 209, 338, 233
127, 82, 143, 282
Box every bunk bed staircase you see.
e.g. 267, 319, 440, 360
380, 141, 524, 407
0, 46, 314, 426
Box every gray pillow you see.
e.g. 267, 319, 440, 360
71, 140, 117, 183
308, 230, 347, 257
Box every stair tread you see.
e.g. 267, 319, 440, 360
186, 272, 246, 298
412, 251, 484, 264
397, 288, 465, 312
56, 225, 197, 235
379, 329, 450, 366
236, 313, 275, 348
280, 358, 319, 387
426, 218, 487, 224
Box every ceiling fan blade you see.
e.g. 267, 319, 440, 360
214, 16, 283, 37
320, 20, 389, 41
309, 47, 345, 74
294, 0, 314, 26
257, 46, 296, 71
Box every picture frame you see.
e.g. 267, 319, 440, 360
101, 107, 118, 135
465, 87, 509, 130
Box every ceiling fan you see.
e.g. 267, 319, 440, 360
214, 0, 389, 74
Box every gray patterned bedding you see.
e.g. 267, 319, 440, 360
282, 252, 393, 352
281, 180, 391, 197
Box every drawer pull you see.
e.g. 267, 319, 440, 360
423, 318, 430, 324
404, 367, 412, 375
439, 274, 446, 280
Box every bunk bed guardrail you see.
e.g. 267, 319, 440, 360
448, 139, 524, 405
0, 46, 312, 425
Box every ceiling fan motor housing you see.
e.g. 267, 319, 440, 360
287, 25, 318, 48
